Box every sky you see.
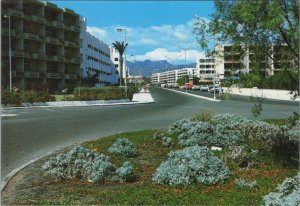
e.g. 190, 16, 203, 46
50, 1, 215, 64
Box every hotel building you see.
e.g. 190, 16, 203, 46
1, 0, 81, 92
80, 18, 119, 86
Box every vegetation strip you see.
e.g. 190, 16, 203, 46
2, 112, 299, 205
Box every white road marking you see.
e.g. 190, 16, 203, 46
1, 114, 19, 117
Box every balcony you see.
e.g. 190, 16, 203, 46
52, 56, 65, 62
64, 40, 79, 48
2, 50, 25, 57
64, 24, 80, 32
3, 9, 24, 18
46, 72, 62, 79
66, 57, 81, 64
31, 15, 45, 24
24, 71, 40, 78
46, 20, 64, 29
65, 73, 78, 80
45, 36, 61, 45
31, 52, 45, 60
23, 32, 41, 41
12, 71, 23, 78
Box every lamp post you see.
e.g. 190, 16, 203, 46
173, 43, 195, 93
116, 28, 127, 98
130, 54, 137, 86
4, 14, 12, 92
195, 15, 217, 100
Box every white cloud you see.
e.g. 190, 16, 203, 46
86, 26, 107, 38
86, 17, 209, 64
134, 48, 205, 64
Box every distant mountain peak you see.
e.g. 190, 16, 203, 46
126, 60, 195, 77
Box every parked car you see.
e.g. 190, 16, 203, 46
185, 83, 193, 90
210, 87, 224, 94
192, 85, 200, 90
200, 85, 210, 92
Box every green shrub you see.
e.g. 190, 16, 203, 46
108, 138, 138, 157
114, 161, 135, 182
42, 146, 116, 183
153, 146, 230, 186
263, 172, 300, 206
73, 86, 138, 101
1, 89, 52, 105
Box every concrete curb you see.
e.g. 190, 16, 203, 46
1, 93, 155, 110
164, 88, 221, 102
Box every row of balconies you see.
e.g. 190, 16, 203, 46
11, 70, 78, 80
2, 50, 81, 64
2, 30, 80, 47
2, 8, 80, 30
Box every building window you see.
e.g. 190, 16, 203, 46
114, 58, 118, 61
115, 64, 118, 68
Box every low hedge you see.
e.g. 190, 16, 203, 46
73, 86, 138, 101
1, 89, 54, 106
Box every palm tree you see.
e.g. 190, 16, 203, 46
112, 41, 128, 86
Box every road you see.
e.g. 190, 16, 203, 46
1, 87, 298, 180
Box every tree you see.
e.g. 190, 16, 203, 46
112, 41, 128, 86
177, 75, 189, 86
193, 0, 299, 93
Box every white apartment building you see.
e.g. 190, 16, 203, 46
215, 44, 294, 78
151, 67, 197, 85
196, 56, 221, 80
110, 47, 129, 79
80, 18, 118, 86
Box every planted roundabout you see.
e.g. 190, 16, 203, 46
2, 113, 299, 205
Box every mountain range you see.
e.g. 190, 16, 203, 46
126, 60, 196, 77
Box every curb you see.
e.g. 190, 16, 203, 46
1, 94, 155, 110
164, 88, 222, 102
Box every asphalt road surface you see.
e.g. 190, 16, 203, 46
1, 87, 298, 180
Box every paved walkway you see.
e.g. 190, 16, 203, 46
164, 88, 221, 102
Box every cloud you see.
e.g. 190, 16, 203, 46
86, 26, 107, 38
134, 48, 205, 64
86, 17, 208, 64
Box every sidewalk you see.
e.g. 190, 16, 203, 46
164, 88, 221, 102
1, 91, 155, 110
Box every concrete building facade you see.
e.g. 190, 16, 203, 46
1, 0, 81, 92
151, 68, 196, 85
110, 47, 129, 79
80, 18, 118, 86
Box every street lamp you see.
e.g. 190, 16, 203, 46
130, 54, 137, 86
4, 13, 12, 92
116, 28, 128, 98
173, 43, 195, 93
195, 15, 217, 100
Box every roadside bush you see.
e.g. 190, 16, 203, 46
114, 161, 134, 182
153, 146, 230, 186
263, 172, 300, 206
212, 113, 247, 128
162, 136, 173, 147
1, 89, 52, 105
190, 111, 215, 122
42, 146, 116, 183
176, 120, 242, 148
73, 86, 138, 101
168, 119, 196, 134
223, 146, 258, 169
108, 138, 137, 157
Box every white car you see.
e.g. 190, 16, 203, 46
210, 87, 224, 94
192, 85, 200, 90
200, 85, 210, 92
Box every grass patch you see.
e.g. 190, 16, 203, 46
5, 129, 297, 205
